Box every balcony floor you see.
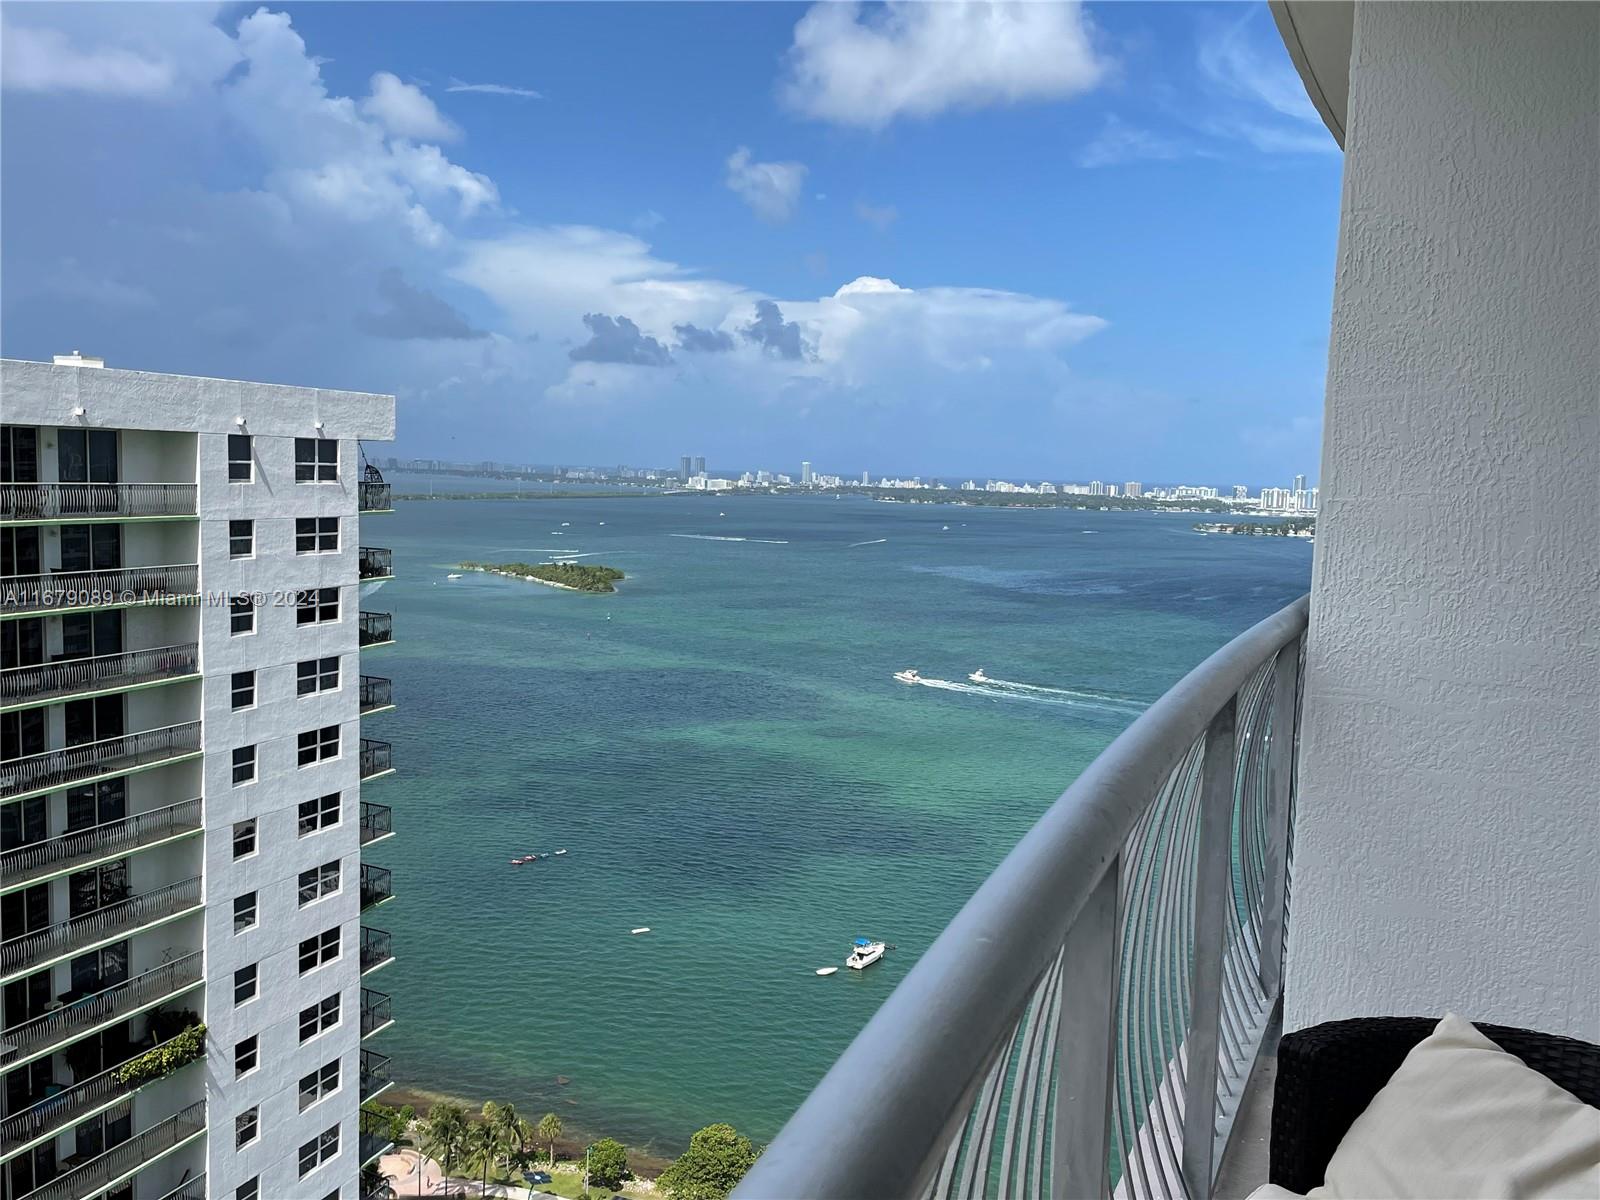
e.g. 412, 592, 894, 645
1215, 1012, 1279, 1199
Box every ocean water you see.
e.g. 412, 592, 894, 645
362, 495, 1310, 1157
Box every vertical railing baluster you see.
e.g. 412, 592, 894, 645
1257, 639, 1302, 1001
1181, 695, 1237, 1197
1052, 862, 1119, 1200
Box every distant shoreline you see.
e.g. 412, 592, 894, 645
400, 489, 1237, 514
458, 561, 626, 593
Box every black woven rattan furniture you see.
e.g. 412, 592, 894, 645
1270, 1016, 1600, 1193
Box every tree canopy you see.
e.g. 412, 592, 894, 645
658, 1124, 762, 1200
586, 1137, 629, 1190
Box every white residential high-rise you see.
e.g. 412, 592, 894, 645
1123, 482, 1141, 498
800, 461, 813, 487
1, 356, 397, 1200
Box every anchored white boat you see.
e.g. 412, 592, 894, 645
969, 668, 989, 683
846, 939, 886, 970
893, 669, 921, 684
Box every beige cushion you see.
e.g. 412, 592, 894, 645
1250, 1013, 1600, 1200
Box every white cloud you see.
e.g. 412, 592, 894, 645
781, 1, 1104, 130
724, 147, 808, 224
362, 71, 461, 142
1193, 13, 1336, 156
445, 78, 542, 99
1078, 116, 1189, 168
1, 6, 240, 97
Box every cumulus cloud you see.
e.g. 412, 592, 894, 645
445, 78, 542, 99
675, 323, 735, 353
724, 147, 807, 224
569, 314, 674, 366
781, 1, 1104, 130
742, 300, 809, 360
1, 6, 241, 96
357, 269, 485, 340
361, 71, 461, 142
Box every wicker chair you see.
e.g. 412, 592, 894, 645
1270, 1016, 1600, 1194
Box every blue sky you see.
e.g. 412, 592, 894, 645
1, 2, 1340, 484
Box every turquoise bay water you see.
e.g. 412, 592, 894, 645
363, 496, 1310, 1157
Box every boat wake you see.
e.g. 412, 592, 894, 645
849, 538, 888, 547
905, 674, 1145, 715
669, 534, 789, 544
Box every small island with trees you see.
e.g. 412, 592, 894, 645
459, 561, 626, 593
1193, 517, 1315, 538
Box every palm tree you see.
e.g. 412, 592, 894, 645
488, 1102, 522, 1174
420, 1103, 469, 1197
467, 1120, 498, 1197
537, 1112, 563, 1169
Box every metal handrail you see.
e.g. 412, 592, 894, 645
360, 738, 392, 779
361, 926, 393, 973
360, 987, 393, 1037
359, 801, 392, 845
0, 952, 203, 1065
735, 595, 1310, 1200
358, 547, 393, 578
360, 1050, 392, 1100
1, 643, 200, 707
1, 877, 202, 978
359, 611, 393, 647
0, 564, 199, 617
0, 798, 202, 889
360, 865, 393, 910
359, 674, 393, 712
0, 722, 202, 801
17, 1099, 206, 1200
359, 480, 392, 513
0, 1030, 199, 1151
154, 1174, 206, 1200
0, 483, 197, 522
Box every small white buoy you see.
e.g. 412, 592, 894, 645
631, 927, 651, 935
554, 849, 568, 856
815, 966, 839, 977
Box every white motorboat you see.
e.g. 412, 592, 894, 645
893, 669, 921, 684
446, 573, 462, 580
846, 939, 886, 970
969, 668, 989, 683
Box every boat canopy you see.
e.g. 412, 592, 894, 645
853, 938, 873, 947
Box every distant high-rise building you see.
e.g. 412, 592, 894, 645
1309, 486, 1320, 511
801, 461, 813, 486
1293, 473, 1307, 492
861, 470, 870, 485
1089, 480, 1106, 496
680, 455, 692, 481
1124, 482, 1142, 498
694, 456, 706, 475
1233, 485, 1249, 500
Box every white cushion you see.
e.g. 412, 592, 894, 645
1251, 1012, 1600, 1200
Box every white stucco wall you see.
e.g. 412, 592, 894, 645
1288, 2, 1600, 1038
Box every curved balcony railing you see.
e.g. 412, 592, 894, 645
0, 1030, 200, 1154
0, 722, 202, 801
360, 865, 393, 911
359, 801, 392, 846
0, 952, 203, 1066
359, 480, 392, 513
361, 926, 394, 974
18, 1099, 206, 1200
1, 877, 203, 980
359, 674, 393, 714
0, 483, 197, 522
155, 1175, 206, 1200
1, 799, 202, 891
360, 1050, 392, 1102
358, 547, 393, 579
360, 988, 393, 1039
1, 643, 200, 709
735, 596, 1309, 1200
360, 738, 392, 780
359, 611, 393, 648
0, 564, 199, 618
361, 1129, 395, 1171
